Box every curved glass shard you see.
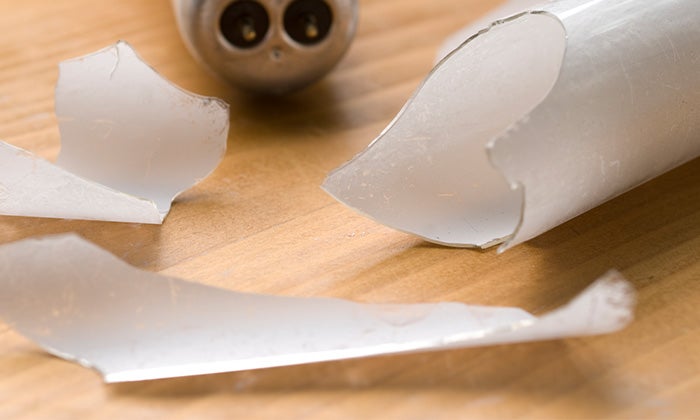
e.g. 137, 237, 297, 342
0, 42, 229, 224
0, 234, 633, 382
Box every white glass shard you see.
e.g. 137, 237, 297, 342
0, 142, 161, 223
0, 234, 634, 382
0, 41, 229, 223
323, 0, 700, 250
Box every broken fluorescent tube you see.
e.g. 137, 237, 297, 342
323, 0, 700, 250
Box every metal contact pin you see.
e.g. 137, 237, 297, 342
304, 15, 319, 39
241, 18, 257, 42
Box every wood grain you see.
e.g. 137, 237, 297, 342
0, 0, 698, 418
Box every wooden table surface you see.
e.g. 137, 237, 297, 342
1, 0, 698, 418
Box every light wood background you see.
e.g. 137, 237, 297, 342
1, 0, 698, 418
